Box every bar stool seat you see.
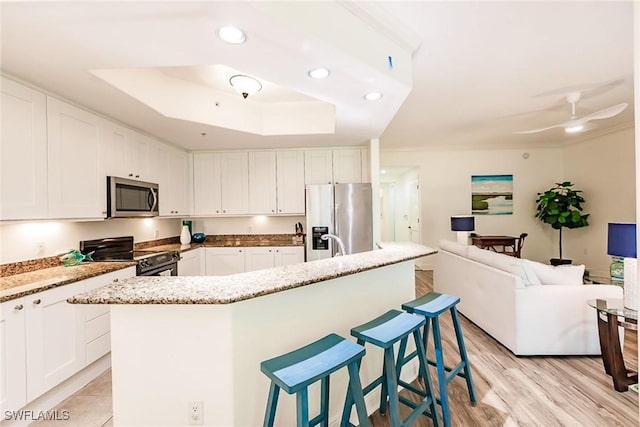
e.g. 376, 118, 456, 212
260, 333, 369, 427
402, 292, 476, 427
342, 309, 439, 427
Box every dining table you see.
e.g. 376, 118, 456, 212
471, 235, 517, 255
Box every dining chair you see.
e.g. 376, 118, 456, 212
505, 233, 527, 258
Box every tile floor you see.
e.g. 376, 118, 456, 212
27, 370, 113, 427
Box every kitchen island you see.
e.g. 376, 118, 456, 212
68, 242, 435, 426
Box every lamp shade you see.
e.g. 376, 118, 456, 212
607, 223, 637, 258
451, 216, 475, 232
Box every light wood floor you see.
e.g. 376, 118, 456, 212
368, 270, 639, 426
32, 270, 639, 426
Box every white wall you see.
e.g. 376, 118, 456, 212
564, 127, 636, 275
381, 128, 636, 274
0, 218, 180, 264
381, 146, 565, 268
192, 216, 305, 236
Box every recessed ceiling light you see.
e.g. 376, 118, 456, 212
308, 68, 330, 79
364, 92, 383, 101
218, 26, 246, 44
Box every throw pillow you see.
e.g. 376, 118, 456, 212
527, 261, 585, 285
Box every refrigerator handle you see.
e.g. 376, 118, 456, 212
331, 188, 336, 257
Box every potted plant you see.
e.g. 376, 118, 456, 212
535, 181, 589, 265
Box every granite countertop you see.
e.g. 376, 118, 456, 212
140, 240, 304, 254
0, 261, 137, 303
68, 242, 436, 305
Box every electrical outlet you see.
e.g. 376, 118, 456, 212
188, 401, 203, 425
36, 241, 46, 255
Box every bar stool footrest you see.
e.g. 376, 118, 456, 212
398, 396, 437, 426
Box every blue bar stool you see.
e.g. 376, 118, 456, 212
341, 309, 440, 427
260, 333, 369, 427
402, 292, 477, 427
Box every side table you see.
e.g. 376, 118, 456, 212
587, 298, 637, 392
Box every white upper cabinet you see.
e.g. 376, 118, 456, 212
127, 131, 149, 181
164, 147, 190, 216
146, 140, 167, 187
248, 151, 277, 214
0, 77, 48, 220
276, 150, 305, 214
99, 120, 131, 181
220, 152, 249, 215
332, 148, 362, 184
304, 149, 333, 184
193, 152, 222, 215
360, 147, 370, 183
193, 152, 248, 215
47, 96, 105, 219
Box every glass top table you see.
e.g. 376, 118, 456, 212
587, 298, 637, 392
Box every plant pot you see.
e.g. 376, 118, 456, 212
550, 258, 572, 266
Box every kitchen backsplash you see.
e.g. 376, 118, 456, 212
1, 215, 306, 265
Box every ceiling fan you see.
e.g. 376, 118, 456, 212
513, 92, 628, 135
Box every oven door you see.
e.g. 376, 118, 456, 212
138, 263, 178, 277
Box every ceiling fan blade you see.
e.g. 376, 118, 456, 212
580, 103, 628, 122
513, 123, 565, 134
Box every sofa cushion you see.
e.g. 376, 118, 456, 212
525, 260, 585, 285
467, 246, 538, 285
438, 240, 470, 257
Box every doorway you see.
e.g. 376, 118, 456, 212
379, 167, 420, 243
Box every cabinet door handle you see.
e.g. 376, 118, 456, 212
239, 250, 242, 253
278, 209, 282, 212
272, 210, 275, 212
33, 299, 41, 305
15, 304, 24, 311
113, 278, 119, 282
216, 210, 219, 214
223, 210, 226, 213
135, 175, 140, 178
128, 173, 133, 177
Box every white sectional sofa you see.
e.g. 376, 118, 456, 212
434, 240, 623, 356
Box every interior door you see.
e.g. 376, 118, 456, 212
407, 178, 421, 243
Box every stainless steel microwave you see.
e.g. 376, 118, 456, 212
107, 176, 159, 218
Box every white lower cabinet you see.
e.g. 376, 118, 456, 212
84, 267, 135, 365
0, 267, 135, 413
274, 246, 305, 267
205, 248, 246, 276
245, 247, 277, 271
209, 246, 305, 275
25, 282, 86, 402
178, 248, 205, 276
0, 297, 28, 413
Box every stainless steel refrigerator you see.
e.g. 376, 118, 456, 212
305, 183, 373, 261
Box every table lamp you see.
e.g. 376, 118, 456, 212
607, 223, 637, 310
451, 215, 475, 246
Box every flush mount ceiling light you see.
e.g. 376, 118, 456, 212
308, 67, 330, 79
364, 92, 383, 101
218, 26, 246, 44
229, 74, 262, 99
